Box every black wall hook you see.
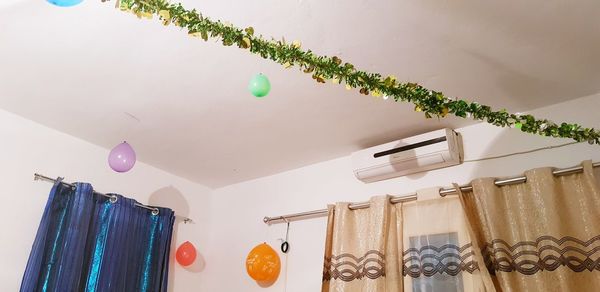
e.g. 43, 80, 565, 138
281, 241, 289, 253
280, 220, 290, 253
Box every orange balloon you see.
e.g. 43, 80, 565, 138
176, 241, 197, 267
246, 243, 281, 282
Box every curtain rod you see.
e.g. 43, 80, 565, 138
34, 173, 192, 222
263, 161, 600, 224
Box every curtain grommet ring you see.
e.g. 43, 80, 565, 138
152, 208, 160, 216
109, 195, 118, 204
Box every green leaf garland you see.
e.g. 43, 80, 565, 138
110, 0, 599, 145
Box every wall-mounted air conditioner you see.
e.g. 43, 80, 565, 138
351, 128, 462, 183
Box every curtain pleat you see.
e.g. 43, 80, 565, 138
322, 194, 494, 292
20, 181, 175, 292
458, 160, 600, 292
402, 194, 494, 292
320, 161, 599, 291
322, 195, 403, 292
56, 183, 95, 291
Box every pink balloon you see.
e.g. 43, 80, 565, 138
108, 142, 136, 172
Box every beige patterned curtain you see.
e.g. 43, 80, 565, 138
402, 192, 494, 292
322, 196, 403, 292
322, 194, 494, 291
458, 160, 600, 292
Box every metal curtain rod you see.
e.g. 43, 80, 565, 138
34, 173, 192, 222
263, 162, 600, 224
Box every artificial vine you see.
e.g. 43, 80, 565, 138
109, 0, 600, 145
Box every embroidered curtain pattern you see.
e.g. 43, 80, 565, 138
322, 194, 493, 291
322, 196, 403, 292
402, 193, 493, 292
458, 160, 600, 292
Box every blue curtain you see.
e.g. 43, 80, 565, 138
21, 179, 175, 292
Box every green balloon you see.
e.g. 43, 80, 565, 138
248, 74, 271, 98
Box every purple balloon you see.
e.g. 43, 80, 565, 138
108, 142, 136, 173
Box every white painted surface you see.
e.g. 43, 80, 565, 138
1, 0, 599, 187
0, 108, 212, 292
201, 94, 600, 292
0, 93, 598, 291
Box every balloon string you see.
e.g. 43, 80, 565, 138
285, 222, 290, 242
283, 252, 289, 292
264, 223, 269, 243
283, 227, 290, 292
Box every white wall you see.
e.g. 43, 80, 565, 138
2, 93, 599, 292
201, 93, 600, 292
0, 108, 213, 292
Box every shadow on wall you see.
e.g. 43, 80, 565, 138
148, 186, 206, 292
181, 249, 207, 273
257, 278, 278, 288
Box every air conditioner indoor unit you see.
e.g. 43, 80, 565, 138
352, 128, 462, 183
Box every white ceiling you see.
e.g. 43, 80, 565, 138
0, 0, 599, 187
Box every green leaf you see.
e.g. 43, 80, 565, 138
332, 56, 342, 65
108, 0, 600, 146
240, 37, 251, 49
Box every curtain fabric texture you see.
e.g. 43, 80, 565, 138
322, 195, 492, 292
322, 161, 600, 292
402, 191, 493, 292
322, 196, 403, 292
458, 160, 600, 292
21, 180, 175, 292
